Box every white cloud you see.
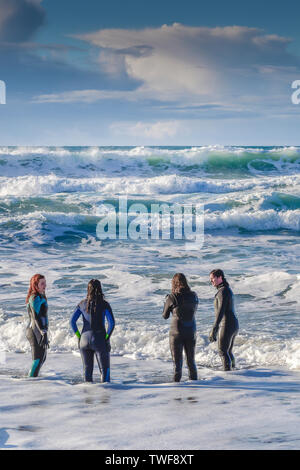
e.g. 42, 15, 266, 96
75, 23, 298, 106
32, 89, 139, 103
110, 120, 185, 140
31, 23, 300, 121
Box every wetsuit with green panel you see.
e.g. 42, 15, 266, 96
70, 298, 115, 383
26, 294, 49, 377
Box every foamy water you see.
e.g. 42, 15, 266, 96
0, 146, 299, 371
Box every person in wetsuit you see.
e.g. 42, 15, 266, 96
26, 274, 49, 377
162, 273, 199, 382
70, 279, 115, 383
209, 269, 239, 371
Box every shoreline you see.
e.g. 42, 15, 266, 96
1, 352, 300, 450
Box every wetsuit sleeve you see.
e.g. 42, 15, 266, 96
212, 288, 229, 334
194, 292, 199, 310
29, 295, 48, 334
104, 304, 115, 340
162, 294, 175, 319
70, 305, 82, 338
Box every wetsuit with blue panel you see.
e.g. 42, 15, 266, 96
26, 294, 49, 377
70, 299, 115, 382
162, 289, 198, 382
210, 281, 239, 370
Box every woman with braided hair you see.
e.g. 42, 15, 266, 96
70, 279, 115, 383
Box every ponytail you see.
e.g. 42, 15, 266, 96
210, 269, 229, 286
86, 279, 105, 331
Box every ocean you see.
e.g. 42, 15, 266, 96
0, 145, 299, 449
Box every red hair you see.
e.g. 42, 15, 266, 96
26, 274, 46, 304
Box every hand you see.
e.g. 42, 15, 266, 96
209, 329, 217, 343
75, 331, 81, 348
39, 332, 49, 348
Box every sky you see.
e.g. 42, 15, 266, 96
0, 0, 300, 145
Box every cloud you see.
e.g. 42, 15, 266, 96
32, 89, 139, 103
75, 23, 300, 109
0, 0, 46, 42
110, 120, 184, 140
31, 86, 230, 119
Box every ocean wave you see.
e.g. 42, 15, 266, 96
204, 208, 300, 231
1, 310, 300, 370
233, 271, 300, 301
0, 145, 299, 177
0, 207, 299, 247
0, 173, 299, 198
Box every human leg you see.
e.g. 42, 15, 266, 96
26, 327, 47, 377
170, 334, 184, 382
183, 334, 197, 380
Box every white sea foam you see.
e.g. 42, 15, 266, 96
0, 145, 299, 450
1, 351, 300, 449
204, 208, 300, 231
0, 145, 299, 179
234, 271, 299, 299
1, 207, 299, 236
1, 305, 300, 370
0, 144, 299, 158
0, 173, 299, 198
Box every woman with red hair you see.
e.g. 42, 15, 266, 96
26, 274, 49, 377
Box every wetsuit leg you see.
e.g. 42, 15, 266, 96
218, 325, 237, 371
26, 327, 47, 377
228, 330, 238, 369
79, 331, 95, 382
170, 334, 183, 382
80, 348, 94, 382
91, 332, 110, 383
94, 349, 110, 382
183, 333, 197, 380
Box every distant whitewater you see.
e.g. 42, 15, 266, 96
0, 146, 299, 371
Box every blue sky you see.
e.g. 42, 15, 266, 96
0, 0, 300, 145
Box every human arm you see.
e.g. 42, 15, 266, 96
162, 294, 175, 319
104, 304, 115, 341
70, 305, 82, 339
209, 288, 229, 342
104, 304, 115, 352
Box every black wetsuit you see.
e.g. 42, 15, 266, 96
210, 281, 239, 371
162, 289, 198, 382
26, 294, 49, 377
70, 299, 115, 383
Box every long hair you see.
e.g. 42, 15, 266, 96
26, 274, 46, 304
86, 279, 105, 329
210, 269, 229, 285
171, 273, 191, 294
